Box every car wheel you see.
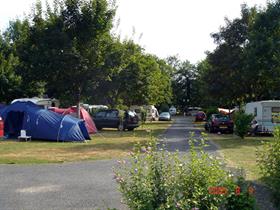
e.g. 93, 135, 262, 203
127, 128, 134, 131
97, 127, 102, 130
209, 126, 214, 133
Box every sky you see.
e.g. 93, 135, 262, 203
0, 0, 268, 63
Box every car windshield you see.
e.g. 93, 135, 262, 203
160, 112, 170, 116
214, 114, 229, 120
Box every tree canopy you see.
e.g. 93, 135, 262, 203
0, 0, 172, 108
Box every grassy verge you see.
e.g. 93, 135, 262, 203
209, 133, 273, 181
0, 121, 171, 164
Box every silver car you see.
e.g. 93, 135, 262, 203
159, 112, 171, 121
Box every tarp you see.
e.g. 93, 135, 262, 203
218, 108, 237, 115
0, 102, 90, 142
49, 106, 97, 134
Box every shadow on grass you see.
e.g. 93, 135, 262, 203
96, 128, 167, 139
61, 140, 143, 153
209, 134, 273, 150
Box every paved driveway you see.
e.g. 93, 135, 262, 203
159, 116, 218, 155
0, 116, 215, 210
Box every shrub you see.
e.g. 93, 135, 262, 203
257, 126, 280, 208
114, 133, 256, 210
233, 111, 254, 139
139, 107, 147, 123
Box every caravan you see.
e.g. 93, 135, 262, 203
245, 100, 280, 133
130, 105, 159, 121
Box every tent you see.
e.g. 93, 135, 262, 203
0, 102, 90, 142
49, 106, 97, 134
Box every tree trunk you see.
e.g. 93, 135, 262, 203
77, 90, 81, 119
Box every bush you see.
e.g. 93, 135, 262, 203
234, 111, 254, 139
257, 126, 280, 208
114, 133, 256, 210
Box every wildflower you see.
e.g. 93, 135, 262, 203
141, 146, 147, 153
175, 202, 181, 208
134, 168, 138, 173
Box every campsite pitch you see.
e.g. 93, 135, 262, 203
0, 121, 171, 164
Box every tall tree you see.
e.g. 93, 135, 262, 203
245, 0, 280, 100
167, 57, 198, 110
0, 34, 21, 103
9, 0, 115, 107
199, 4, 257, 107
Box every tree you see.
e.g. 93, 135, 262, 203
167, 57, 198, 111
245, 0, 280, 101
92, 40, 172, 107
0, 35, 21, 103
9, 0, 115, 107
198, 4, 257, 107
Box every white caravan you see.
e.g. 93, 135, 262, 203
130, 105, 159, 121
245, 100, 280, 133
144, 105, 159, 121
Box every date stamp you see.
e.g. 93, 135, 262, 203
208, 186, 255, 195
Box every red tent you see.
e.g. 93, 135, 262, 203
49, 107, 97, 134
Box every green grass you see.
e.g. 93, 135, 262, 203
210, 133, 273, 181
0, 121, 171, 164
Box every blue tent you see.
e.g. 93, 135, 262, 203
0, 102, 90, 142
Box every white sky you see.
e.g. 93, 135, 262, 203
0, 0, 267, 63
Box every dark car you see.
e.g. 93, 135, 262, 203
93, 109, 139, 131
205, 114, 234, 133
159, 112, 171, 121
195, 111, 206, 121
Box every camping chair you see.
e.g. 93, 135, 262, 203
18, 130, 31, 142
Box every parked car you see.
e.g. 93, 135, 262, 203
169, 106, 177, 116
195, 111, 206, 121
186, 107, 202, 116
159, 112, 171, 121
93, 109, 139, 131
205, 114, 234, 133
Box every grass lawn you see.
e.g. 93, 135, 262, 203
209, 133, 273, 181
0, 121, 171, 164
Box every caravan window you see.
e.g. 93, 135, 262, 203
254, 107, 257, 116
272, 107, 280, 123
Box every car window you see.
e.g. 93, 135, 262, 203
95, 111, 106, 118
106, 110, 118, 118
